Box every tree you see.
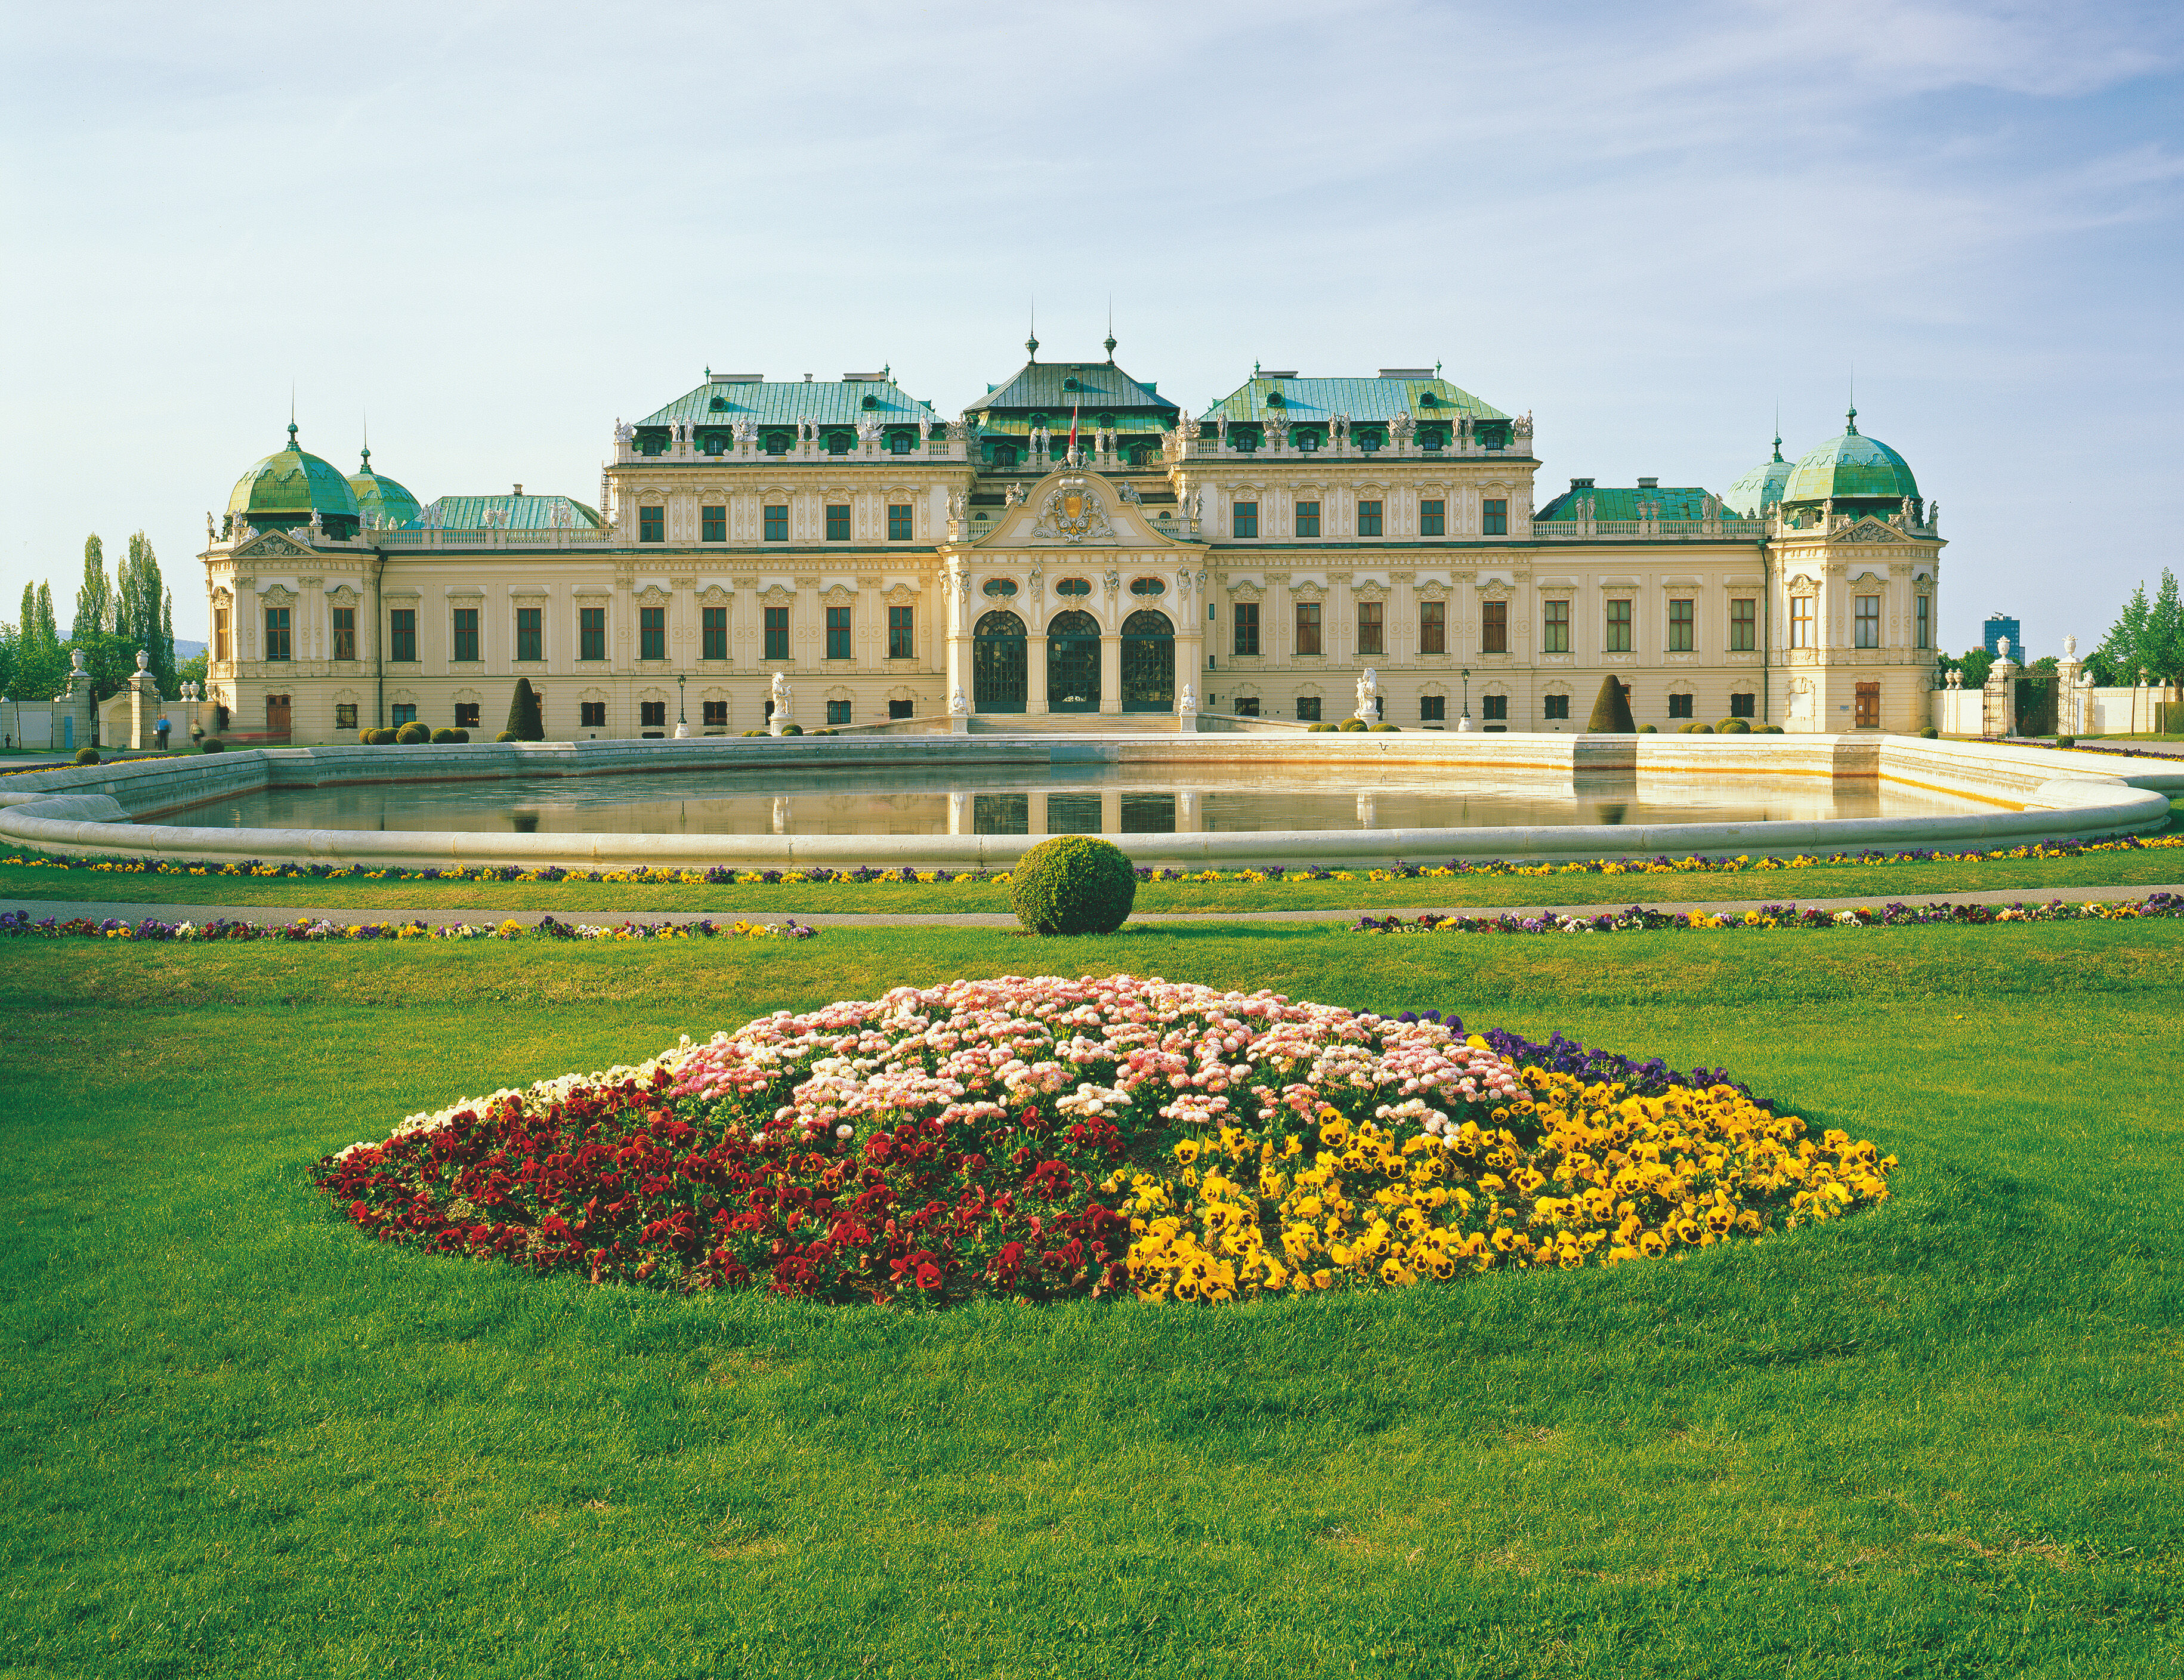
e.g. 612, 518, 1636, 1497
505, 677, 544, 740
114, 531, 175, 694
2097, 580, 2151, 684
1957, 647, 1994, 691
176, 648, 209, 693
72, 534, 112, 644
2146, 568, 2182, 682
11, 581, 66, 699
1585, 674, 1634, 733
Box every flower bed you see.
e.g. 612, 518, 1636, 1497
3, 830, 2177, 891
0, 912, 816, 943
1354, 894, 2184, 937
314, 974, 1892, 1305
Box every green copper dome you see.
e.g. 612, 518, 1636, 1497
228, 424, 363, 538
347, 447, 421, 532
1782, 410, 1919, 508
1723, 434, 1794, 518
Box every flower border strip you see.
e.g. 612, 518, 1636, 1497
0, 912, 818, 943
1, 829, 2178, 891
1355, 894, 2184, 936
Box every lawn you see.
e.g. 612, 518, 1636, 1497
3, 923, 2180, 1678
4, 813, 2182, 919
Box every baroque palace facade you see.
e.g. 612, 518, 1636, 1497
199, 341, 1944, 742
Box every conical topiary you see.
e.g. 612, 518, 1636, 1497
506, 677, 544, 740
1585, 675, 1635, 733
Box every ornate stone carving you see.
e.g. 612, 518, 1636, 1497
1031, 478, 1113, 543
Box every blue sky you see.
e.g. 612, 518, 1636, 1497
2, 0, 2177, 652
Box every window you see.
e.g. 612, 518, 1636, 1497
890, 432, 912, 455
1232, 601, 1260, 657
704, 700, 728, 728
1731, 598, 1756, 651
264, 606, 291, 660
888, 699, 914, 719
888, 504, 912, 541
1295, 601, 1322, 655
389, 608, 416, 662
764, 606, 789, 661
453, 606, 479, 663
517, 607, 543, 662
1669, 693, 1694, 718
1235, 697, 1260, 717
214, 605, 230, 663
826, 606, 851, 660
888, 604, 914, 659
1357, 601, 1384, 656
640, 701, 666, 728
1294, 500, 1320, 538
1544, 693, 1571, 719
335, 703, 357, 730
1791, 596, 1815, 648
1730, 693, 1756, 718
640, 606, 666, 661
1916, 594, 1931, 650
1855, 594, 1881, 648
1420, 694, 1446, 722
391, 703, 416, 727
1481, 600, 1508, 654
1420, 499, 1445, 537
701, 505, 726, 542
1605, 599, 1632, 653
1543, 599, 1569, 653
332, 606, 356, 661
1357, 499, 1383, 537
1482, 694, 1508, 721
579, 606, 606, 661
638, 506, 663, 543
700, 606, 727, 661
826, 504, 851, 542
826, 699, 852, 725
1232, 501, 1259, 538
763, 504, 789, 542
580, 701, 606, 728
1296, 696, 1322, 721
1667, 598, 1694, 653
1482, 498, 1508, 536
1420, 600, 1447, 655
455, 702, 480, 729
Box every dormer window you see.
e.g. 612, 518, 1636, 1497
1356, 428, 1385, 453
1096, 412, 1115, 428
861, 394, 881, 410
1029, 412, 1049, 428
762, 430, 792, 455
1265, 390, 1285, 408
825, 430, 852, 454
1419, 391, 1438, 408
889, 430, 913, 454
709, 396, 728, 411
1061, 376, 1080, 391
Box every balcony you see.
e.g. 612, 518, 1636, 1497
1531, 516, 1771, 542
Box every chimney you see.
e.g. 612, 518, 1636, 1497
1637, 477, 1658, 489
513, 484, 523, 496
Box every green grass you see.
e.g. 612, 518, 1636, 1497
4, 815, 2183, 919
2, 922, 2182, 1676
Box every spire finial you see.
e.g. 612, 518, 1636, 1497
1026, 297, 1038, 360
1772, 400, 1783, 461
288, 384, 298, 450
1846, 369, 1857, 434
360, 410, 370, 471
1104, 295, 1116, 361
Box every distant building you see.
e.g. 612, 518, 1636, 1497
1984, 614, 2022, 660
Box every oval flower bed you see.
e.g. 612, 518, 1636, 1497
315, 975, 1894, 1305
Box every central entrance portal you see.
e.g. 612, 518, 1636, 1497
974, 610, 1027, 712
1120, 609, 1174, 712
1046, 610, 1100, 711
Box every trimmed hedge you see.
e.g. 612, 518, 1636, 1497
1586, 675, 1635, 733
1307, 721, 1337, 733
200, 739, 225, 752
73, 748, 100, 765
1717, 717, 1751, 734
431, 727, 469, 744
505, 677, 544, 742
1339, 717, 1368, 732
1008, 835, 1136, 935
395, 721, 432, 745
496, 730, 518, 742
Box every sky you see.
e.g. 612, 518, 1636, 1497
2, 0, 2178, 654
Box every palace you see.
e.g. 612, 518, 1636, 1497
197, 340, 1943, 742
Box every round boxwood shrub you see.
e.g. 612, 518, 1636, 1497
396, 721, 433, 745
202, 739, 225, 752
1694, 722, 1716, 733
1009, 835, 1136, 935
372, 727, 398, 745
1307, 721, 1337, 732
1339, 717, 1368, 732
431, 727, 469, 743
496, 729, 517, 742
73, 747, 100, 765
2056, 734, 2076, 749
1678, 721, 1700, 733
1758, 724, 1784, 734
1917, 725, 1939, 739
1717, 717, 1751, 734
742, 728, 766, 737
1369, 721, 1400, 732
779, 722, 804, 736
1639, 723, 1657, 733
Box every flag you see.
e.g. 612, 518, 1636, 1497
1067, 399, 1080, 463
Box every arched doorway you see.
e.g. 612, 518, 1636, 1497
1047, 610, 1101, 711
974, 610, 1027, 712
1120, 609, 1174, 712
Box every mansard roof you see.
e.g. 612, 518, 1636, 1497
1533, 482, 1726, 521
421, 493, 603, 531
1203, 372, 1509, 427
637, 374, 938, 430
966, 359, 1178, 428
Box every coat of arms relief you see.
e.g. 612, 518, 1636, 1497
1031, 477, 1114, 543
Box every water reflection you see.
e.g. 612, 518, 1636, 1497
181, 761, 1987, 838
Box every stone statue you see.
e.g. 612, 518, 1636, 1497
1103, 569, 1120, 597
949, 685, 969, 716
736, 418, 755, 444
918, 415, 931, 441
614, 419, 632, 445
1118, 481, 1141, 504
1179, 682, 1196, 712
858, 416, 881, 444
771, 669, 791, 708
206, 511, 216, 544
1004, 482, 1024, 508
308, 509, 325, 539
1354, 666, 1380, 721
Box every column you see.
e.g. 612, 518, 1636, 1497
1099, 634, 1122, 715
1028, 634, 1049, 713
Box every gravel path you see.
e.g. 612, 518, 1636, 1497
5, 879, 2178, 931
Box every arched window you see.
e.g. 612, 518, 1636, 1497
973, 610, 1027, 712
1120, 609, 1174, 713
1047, 610, 1101, 712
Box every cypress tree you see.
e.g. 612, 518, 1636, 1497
72, 535, 112, 643
1585, 674, 1635, 733
506, 677, 544, 740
